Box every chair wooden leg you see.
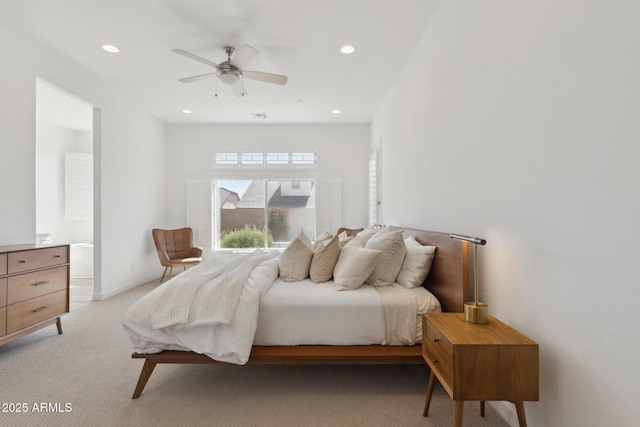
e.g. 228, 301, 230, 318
160, 267, 168, 283
169, 267, 174, 279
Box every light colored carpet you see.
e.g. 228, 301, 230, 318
0, 280, 510, 427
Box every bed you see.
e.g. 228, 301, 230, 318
124, 227, 470, 398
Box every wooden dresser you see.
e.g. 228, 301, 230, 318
0, 244, 70, 346
422, 313, 539, 427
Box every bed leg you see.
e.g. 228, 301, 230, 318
132, 359, 157, 399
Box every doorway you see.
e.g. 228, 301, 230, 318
35, 79, 95, 310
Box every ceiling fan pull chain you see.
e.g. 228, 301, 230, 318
214, 75, 218, 97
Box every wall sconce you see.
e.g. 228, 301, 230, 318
450, 233, 488, 324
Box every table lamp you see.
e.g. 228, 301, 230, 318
450, 233, 488, 324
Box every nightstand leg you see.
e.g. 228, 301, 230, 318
454, 400, 464, 427
480, 400, 485, 417
515, 401, 527, 427
56, 317, 63, 334
423, 370, 436, 416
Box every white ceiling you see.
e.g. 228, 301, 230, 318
1, 0, 440, 125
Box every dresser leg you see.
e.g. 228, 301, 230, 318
56, 317, 63, 334
423, 370, 436, 416
454, 400, 464, 427
480, 400, 485, 417
515, 401, 527, 427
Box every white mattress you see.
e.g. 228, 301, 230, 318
253, 278, 441, 346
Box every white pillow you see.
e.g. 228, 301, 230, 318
278, 231, 314, 282
396, 237, 436, 288
364, 229, 406, 287
333, 246, 381, 291
309, 234, 341, 283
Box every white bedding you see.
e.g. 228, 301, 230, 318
254, 278, 440, 345
123, 253, 441, 365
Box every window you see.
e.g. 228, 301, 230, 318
213, 149, 317, 169
215, 179, 316, 249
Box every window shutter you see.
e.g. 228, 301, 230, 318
315, 179, 341, 236
65, 152, 93, 220
186, 179, 212, 249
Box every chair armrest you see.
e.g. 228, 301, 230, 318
189, 247, 203, 258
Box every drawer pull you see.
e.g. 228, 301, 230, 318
54, 255, 61, 258
433, 338, 440, 343
32, 281, 50, 287
32, 306, 50, 313
19, 260, 27, 264
432, 359, 439, 364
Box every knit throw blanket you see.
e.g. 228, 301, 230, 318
151, 250, 273, 330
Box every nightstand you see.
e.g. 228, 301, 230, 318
422, 313, 538, 427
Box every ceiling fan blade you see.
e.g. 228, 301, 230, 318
178, 73, 217, 83
231, 81, 247, 97
243, 70, 288, 85
172, 49, 219, 68
230, 45, 259, 68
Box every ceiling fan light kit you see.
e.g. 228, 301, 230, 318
174, 45, 287, 97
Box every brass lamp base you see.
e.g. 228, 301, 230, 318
464, 302, 489, 324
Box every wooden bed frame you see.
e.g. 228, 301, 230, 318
130, 228, 470, 398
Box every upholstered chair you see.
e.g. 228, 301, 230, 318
152, 227, 203, 282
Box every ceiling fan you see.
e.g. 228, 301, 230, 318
173, 45, 288, 97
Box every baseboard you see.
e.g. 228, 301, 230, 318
92, 274, 158, 300
490, 401, 520, 427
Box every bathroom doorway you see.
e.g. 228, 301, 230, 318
35, 79, 95, 310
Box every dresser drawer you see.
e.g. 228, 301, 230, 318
6, 266, 68, 305
0, 307, 6, 336
0, 253, 6, 275
7, 290, 67, 334
0, 278, 6, 307
8, 246, 68, 274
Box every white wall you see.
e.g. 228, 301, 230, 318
165, 124, 370, 239
372, 1, 640, 426
0, 23, 166, 298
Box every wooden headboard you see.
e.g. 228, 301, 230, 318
398, 227, 470, 313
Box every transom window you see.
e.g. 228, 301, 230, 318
213, 150, 317, 169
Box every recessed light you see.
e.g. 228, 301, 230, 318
182, 109, 192, 114
331, 109, 341, 114
340, 45, 355, 54
102, 44, 120, 53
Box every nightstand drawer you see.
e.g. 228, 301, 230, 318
422, 316, 454, 386
7, 266, 68, 305
7, 290, 67, 334
8, 246, 68, 274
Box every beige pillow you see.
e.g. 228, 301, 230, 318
364, 229, 406, 287
338, 231, 354, 247
344, 225, 385, 247
309, 235, 341, 283
397, 237, 436, 288
314, 232, 332, 249
333, 246, 381, 291
278, 231, 314, 282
